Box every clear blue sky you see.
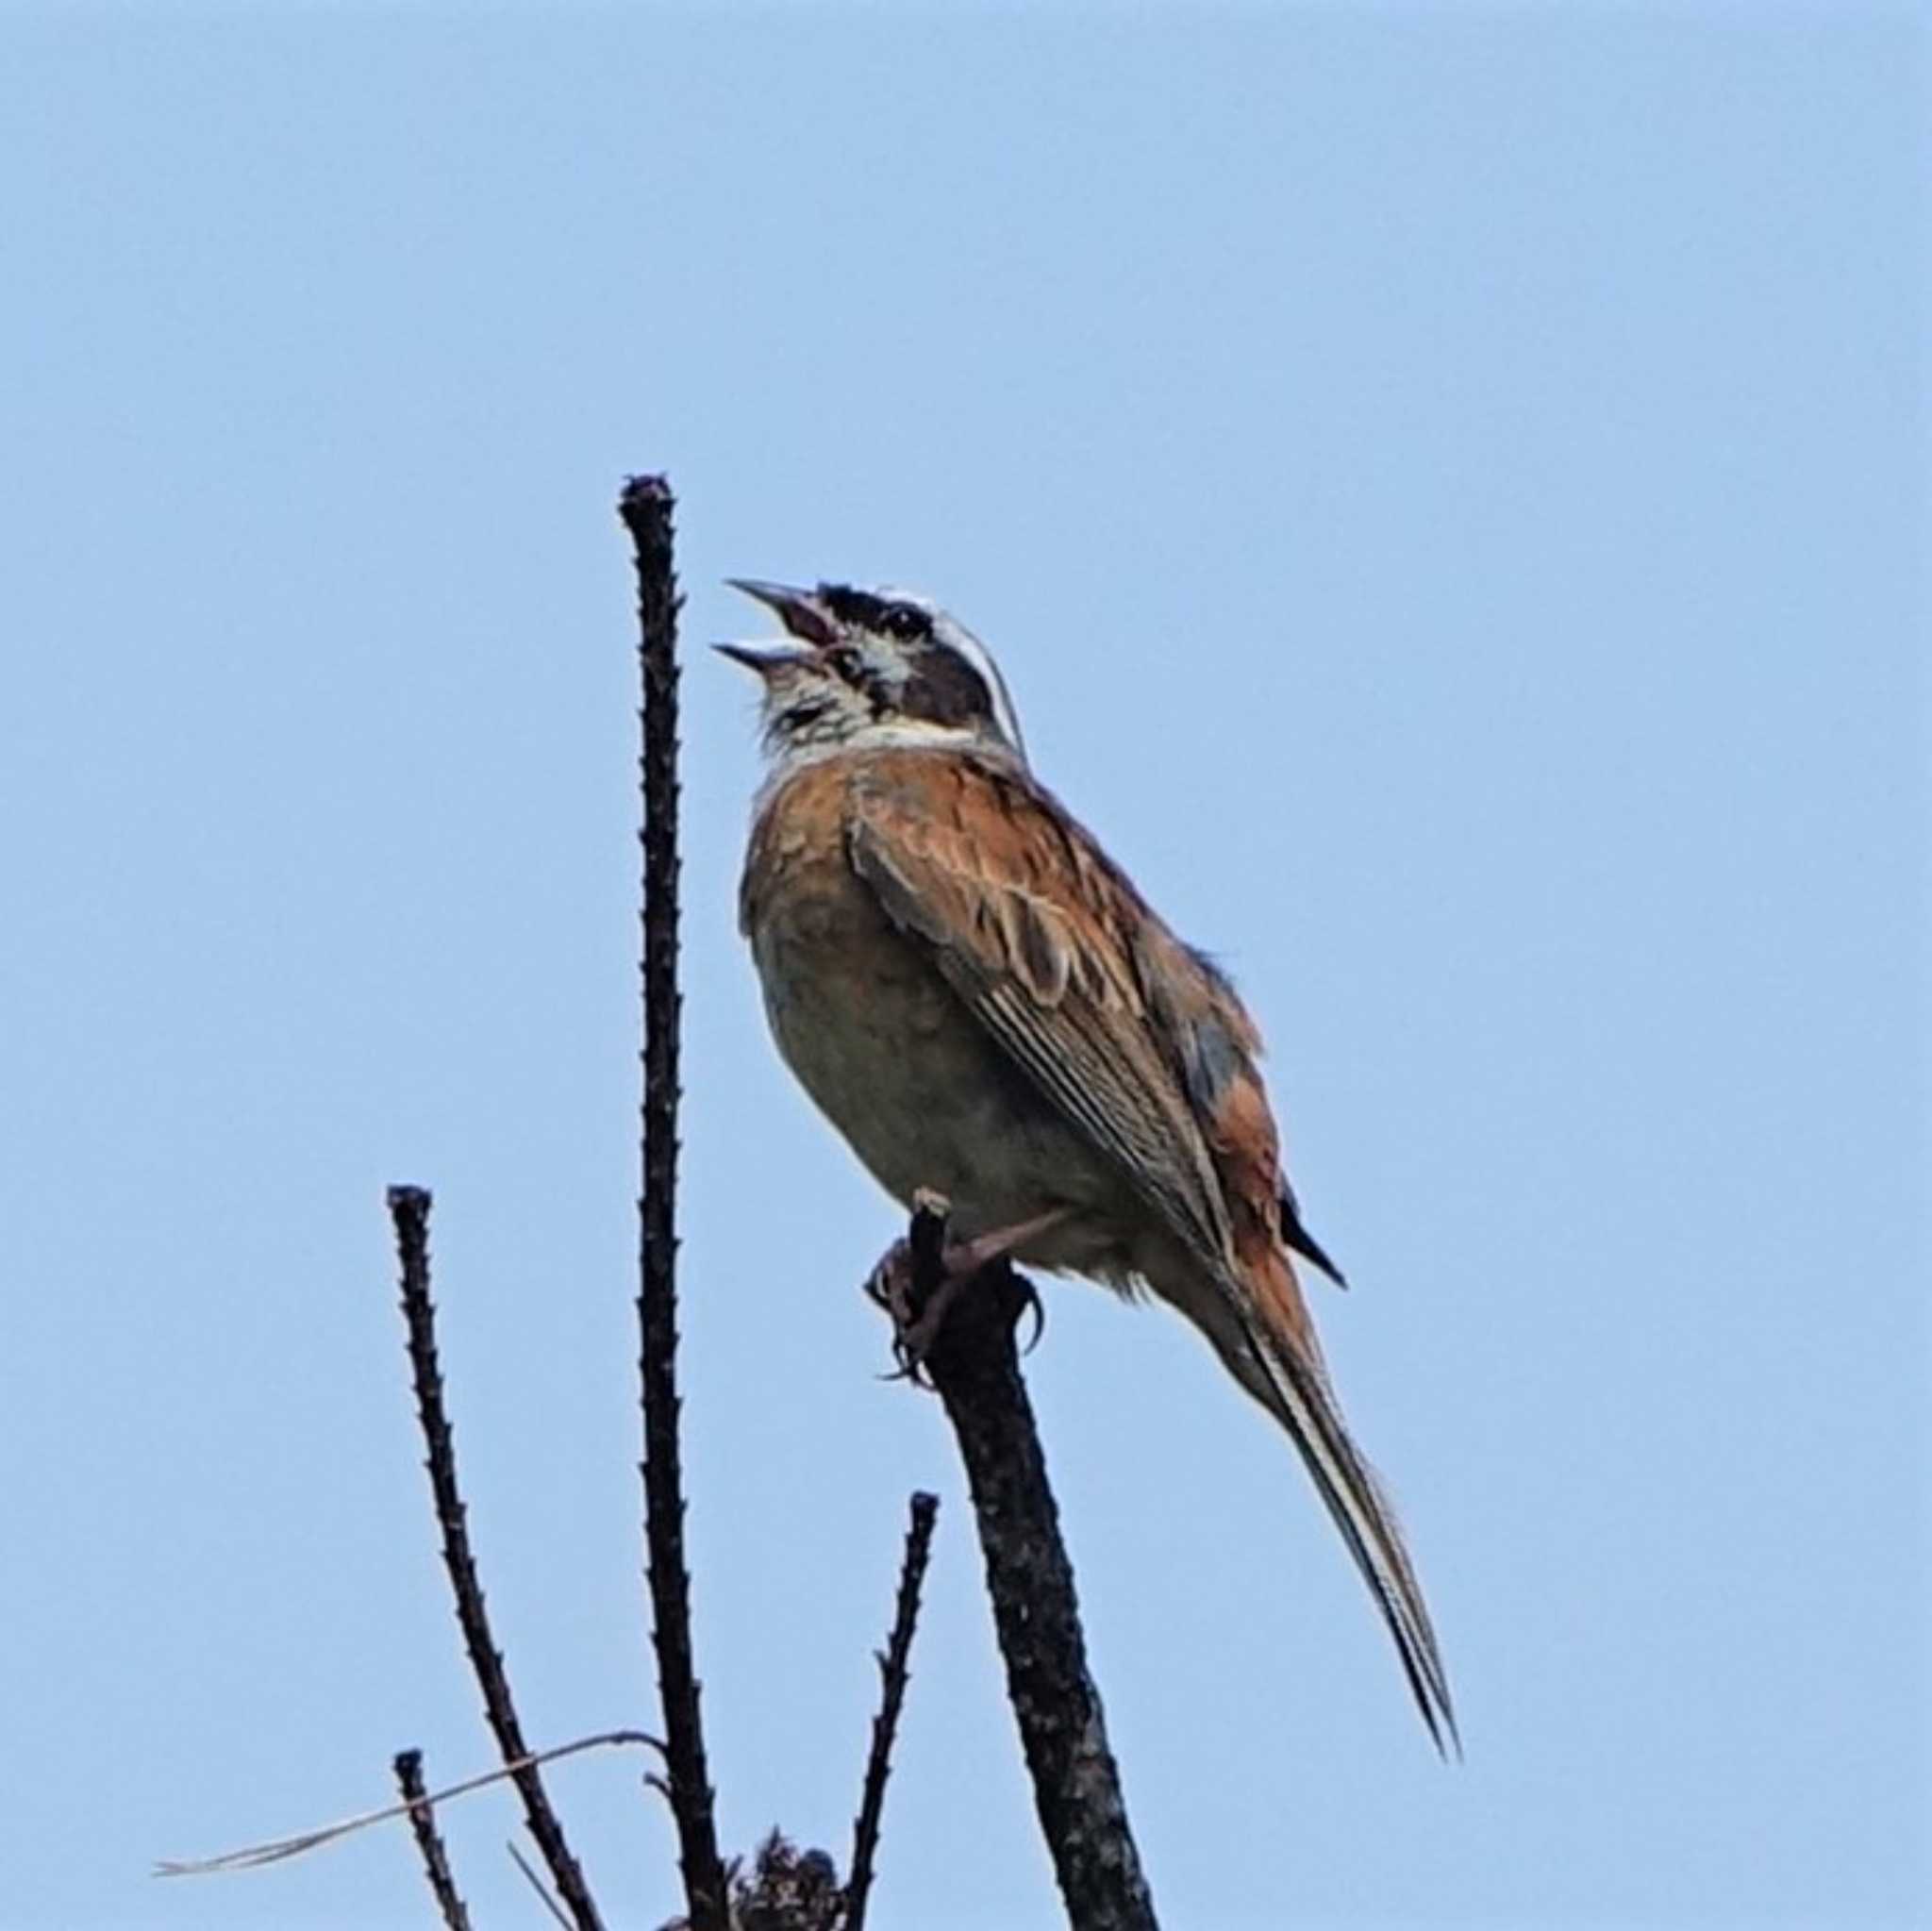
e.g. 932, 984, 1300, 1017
1, 7, 1924, 1927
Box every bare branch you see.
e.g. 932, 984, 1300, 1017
618, 473, 729, 1931
387, 1185, 608, 1931
878, 1195, 1159, 1931
844, 1490, 940, 1931
392, 1750, 472, 1931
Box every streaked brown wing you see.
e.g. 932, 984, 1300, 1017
845, 756, 1453, 1743
844, 751, 1238, 1273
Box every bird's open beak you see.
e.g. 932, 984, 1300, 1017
713, 640, 806, 675
724, 578, 840, 649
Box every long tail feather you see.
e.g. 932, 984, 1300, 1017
1231, 1305, 1458, 1754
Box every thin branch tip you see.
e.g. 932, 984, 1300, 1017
393, 1747, 472, 1931
389, 1187, 608, 1930
625, 469, 728, 1929
844, 1489, 941, 1931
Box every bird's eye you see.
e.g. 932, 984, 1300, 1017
880, 603, 926, 641
825, 646, 861, 678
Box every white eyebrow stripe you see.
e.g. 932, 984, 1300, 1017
940, 622, 1028, 765
869, 585, 1030, 766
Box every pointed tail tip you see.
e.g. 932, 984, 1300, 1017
1398, 1643, 1461, 1762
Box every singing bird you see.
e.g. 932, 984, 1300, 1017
721, 580, 1456, 1751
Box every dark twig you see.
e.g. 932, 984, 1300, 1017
886, 1195, 1159, 1931
387, 1186, 607, 1931
391, 1750, 472, 1931
619, 474, 728, 1931
844, 1490, 941, 1931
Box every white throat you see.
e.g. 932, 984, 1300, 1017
754, 717, 1017, 809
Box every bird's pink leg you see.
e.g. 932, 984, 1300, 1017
940, 1206, 1072, 1279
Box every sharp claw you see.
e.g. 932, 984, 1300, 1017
862, 1239, 916, 1316
894, 1282, 960, 1374
1018, 1277, 1046, 1356
865, 1211, 1061, 1378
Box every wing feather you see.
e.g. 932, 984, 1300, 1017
843, 753, 1447, 1744
846, 757, 1233, 1270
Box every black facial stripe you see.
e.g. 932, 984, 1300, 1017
779, 695, 834, 731
900, 647, 991, 729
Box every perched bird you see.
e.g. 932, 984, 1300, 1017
721, 579, 1456, 1751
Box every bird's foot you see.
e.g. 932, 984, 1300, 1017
864, 1198, 1062, 1382
862, 1239, 925, 1380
